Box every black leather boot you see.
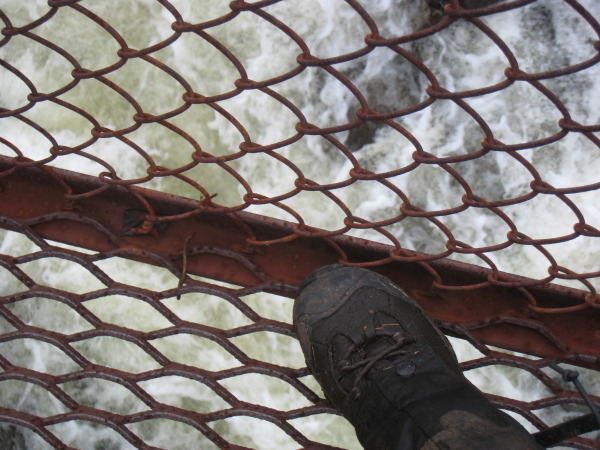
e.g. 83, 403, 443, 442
294, 264, 543, 449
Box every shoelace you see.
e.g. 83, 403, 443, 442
338, 329, 413, 400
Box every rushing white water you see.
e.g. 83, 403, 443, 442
1, 0, 599, 448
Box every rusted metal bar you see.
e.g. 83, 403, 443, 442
0, 156, 599, 368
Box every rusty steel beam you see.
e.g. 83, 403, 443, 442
0, 156, 599, 367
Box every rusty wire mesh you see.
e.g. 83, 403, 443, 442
1, 0, 600, 448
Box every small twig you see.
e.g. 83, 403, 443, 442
177, 232, 196, 300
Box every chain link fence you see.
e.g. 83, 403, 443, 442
1, 0, 599, 448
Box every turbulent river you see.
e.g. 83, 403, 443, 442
1, 0, 599, 448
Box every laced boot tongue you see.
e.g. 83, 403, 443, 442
333, 311, 413, 399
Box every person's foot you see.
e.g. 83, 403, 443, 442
294, 264, 542, 449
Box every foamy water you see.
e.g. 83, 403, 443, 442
1, 0, 599, 448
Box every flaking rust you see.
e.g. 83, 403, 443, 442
121, 209, 169, 237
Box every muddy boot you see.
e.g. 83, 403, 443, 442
293, 264, 543, 449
